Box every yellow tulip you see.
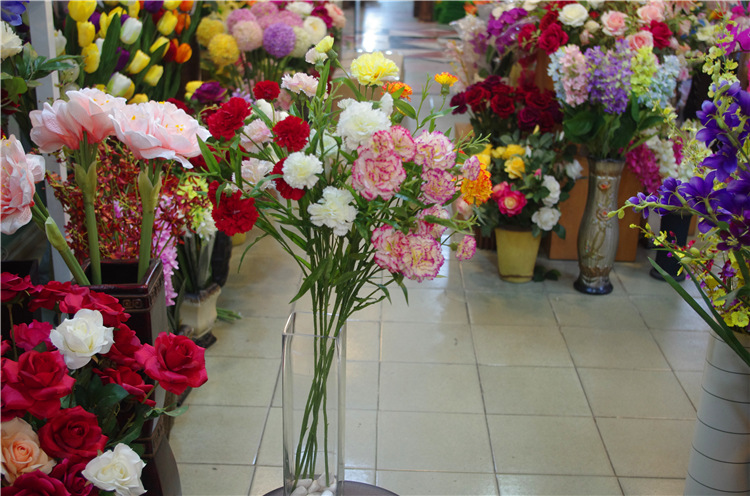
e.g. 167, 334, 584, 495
163, 0, 182, 9
144, 65, 164, 86
129, 93, 148, 104
184, 80, 203, 99
68, 0, 96, 22
124, 81, 135, 100
157, 10, 178, 36
77, 21, 95, 48
98, 12, 112, 38
81, 43, 100, 73
125, 0, 140, 17
126, 50, 150, 74
150, 36, 170, 59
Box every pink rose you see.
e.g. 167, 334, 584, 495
627, 30, 654, 50
492, 184, 528, 217
637, 4, 664, 24
1, 417, 56, 483
601, 10, 628, 37
1, 135, 45, 235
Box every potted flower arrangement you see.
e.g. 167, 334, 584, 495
195, 37, 484, 495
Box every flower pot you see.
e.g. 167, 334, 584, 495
232, 232, 247, 246
574, 157, 626, 295
180, 282, 221, 346
282, 312, 345, 496
649, 212, 691, 282
684, 332, 750, 495
494, 227, 542, 283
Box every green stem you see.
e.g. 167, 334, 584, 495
30, 199, 90, 285
83, 198, 101, 284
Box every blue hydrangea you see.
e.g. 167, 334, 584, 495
640, 55, 681, 108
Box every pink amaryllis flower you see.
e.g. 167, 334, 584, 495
1, 135, 45, 235
110, 101, 211, 168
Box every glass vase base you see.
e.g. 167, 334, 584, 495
574, 276, 613, 295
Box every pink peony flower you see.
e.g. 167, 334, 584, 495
456, 235, 476, 261
390, 125, 416, 162
637, 4, 664, 24
417, 205, 449, 239
601, 10, 628, 37
420, 168, 456, 205
1, 135, 45, 235
351, 147, 406, 200
627, 30, 654, 50
414, 130, 456, 170
402, 234, 445, 282
110, 101, 211, 168
371, 225, 409, 273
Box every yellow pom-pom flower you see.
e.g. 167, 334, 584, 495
196, 18, 225, 47
350, 51, 399, 87
208, 33, 239, 67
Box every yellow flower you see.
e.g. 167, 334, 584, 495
434, 72, 458, 86
123, 81, 135, 100
504, 156, 525, 179
315, 35, 334, 53
724, 310, 750, 328
144, 65, 164, 86
461, 168, 493, 206
350, 52, 399, 87
164, 0, 182, 9
77, 21, 95, 48
126, 50, 150, 74
128, 93, 148, 104
208, 33, 239, 67
98, 12, 113, 38
185, 80, 203, 99
123, 0, 140, 17
502, 144, 525, 160
157, 10, 178, 36
150, 36, 170, 59
196, 18, 225, 47
68, 0, 96, 22
81, 43, 100, 73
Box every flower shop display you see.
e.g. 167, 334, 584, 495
0, 273, 209, 494
196, 38, 483, 494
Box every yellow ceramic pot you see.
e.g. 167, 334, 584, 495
494, 227, 542, 283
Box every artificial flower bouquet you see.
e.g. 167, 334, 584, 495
0, 272, 208, 495
625, 125, 692, 194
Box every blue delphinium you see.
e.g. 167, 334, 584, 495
641, 55, 681, 108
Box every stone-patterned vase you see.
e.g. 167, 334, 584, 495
574, 157, 626, 295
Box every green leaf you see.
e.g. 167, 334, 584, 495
289, 259, 330, 303
280, 226, 307, 251
393, 98, 417, 120
333, 76, 363, 100
562, 110, 595, 141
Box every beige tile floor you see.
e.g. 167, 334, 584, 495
170, 3, 710, 495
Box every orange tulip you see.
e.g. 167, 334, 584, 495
179, 1, 193, 12
175, 42, 192, 63
175, 12, 190, 35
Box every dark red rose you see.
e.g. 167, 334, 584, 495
27, 281, 80, 312
95, 365, 155, 406
537, 111, 557, 132
272, 116, 310, 152
166, 97, 193, 115
38, 406, 108, 460
490, 94, 516, 119
59, 289, 129, 328
464, 85, 490, 113
525, 89, 555, 111
648, 20, 672, 48
1, 350, 75, 420
517, 106, 541, 131
49, 458, 96, 496
539, 10, 558, 31
12, 321, 53, 352
517, 23, 538, 50
450, 93, 467, 114
538, 23, 568, 54
207, 181, 259, 236
1, 273, 35, 303
253, 81, 281, 101
135, 333, 208, 395
3, 470, 71, 496
272, 159, 305, 201
207, 97, 252, 140
105, 324, 142, 370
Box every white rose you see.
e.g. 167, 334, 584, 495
587, 0, 605, 8
308, 187, 358, 236
50, 309, 114, 369
283, 152, 323, 189
287, 1, 313, 16
82, 444, 146, 496
541, 175, 561, 206
558, 4, 588, 27
532, 206, 562, 231
1, 22, 23, 61
565, 159, 583, 180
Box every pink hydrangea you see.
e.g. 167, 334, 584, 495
352, 147, 406, 200
371, 225, 409, 273
461, 155, 481, 181
420, 168, 456, 204
417, 205, 449, 239
456, 235, 476, 261
402, 234, 445, 282
389, 126, 416, 162
413, 130, 456, 170
559, 45, 589, 107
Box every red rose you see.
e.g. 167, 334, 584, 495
517, 23, 538, 51
12, 321, 53, 352
464, 85, 490, 113
208, 181, 259, 236
1, 273, 35, 303
1, 351, 75, 419
28, 281, 81, 312
450, 93, 467, 114
253, 81, 281, 101
104, 324, 142, 370
538, 23, 569, 54
59, 289, 129, 328
517, 106, 542, 131
490, 94, 516, 119
539, 10, 558, 31
38, 406, 108, 460
135, 333, 208, 395
648, 20, 672, 49
95, 366, 155, 406
272, 159, 305, 201
272, 116, 310, 152
166, 97, 193, 115
49, 458, 96, 496
207, 97, 252, 140
537, 111, 557, 133
3, 471, 70, 496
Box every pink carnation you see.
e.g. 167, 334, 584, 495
390, 126, 416, 162
1, 135, 45, 235
402, 234, 445, 282
352, 147, 406, 201
370, 129, 395, 156
420, 168, 456, 205
417, 205, 449, 239
241, 119, 273, 151
414, 130, 456, 170
456, 235, 476, 261
372, 225, 409, 273
461, 155, 481, 181
325, 3, 347, 29
281, 72, 319, 98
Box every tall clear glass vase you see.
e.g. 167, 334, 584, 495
282, 312, 346, 496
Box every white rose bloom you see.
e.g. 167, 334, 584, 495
558, 4, 588, 27
1, 22, 23, 61
283, 152, 323, 189
335, 100, 391, 150
308, 187, 358, 236
583, 19, 600, 33
303, 16, 327, 44
241, 158, 275, 191
532, 207, 562, 231
564, 159, 583, 180
587, 0, 605, 8
83, 444, 146, 496
50, 309, 114, 369
287, 1, 314, 16
541, 175, 561, 206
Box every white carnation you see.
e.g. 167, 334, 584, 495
50, 309, 114, 369
241, 158, 275, 191
335, 100, 391, 150
287, 1, 314, 16
303, 15, 327, 44
541, 175, 561, 207
558, 3, 588, 27
1, 22, 23, 61
83, 444, 146, 496
532, 207, 562, 231
283, 152, 323, 189
307, 186, 358, 236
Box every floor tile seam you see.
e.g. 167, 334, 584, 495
592, 414, 697, 421
176, 462, 256, 467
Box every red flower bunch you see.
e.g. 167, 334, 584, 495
272, 115, 310, 152
492, 182, 528, 217
206, 96, 252, 140
253, 80, 281, 101
208, 180, 260, 236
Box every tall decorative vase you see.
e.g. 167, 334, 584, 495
282, 312, 346, 496
684, 332, 750, 495
180, 282, 221, 348
494, 227, 542, 283
574, 157, 626, 295
650, 212, 692, 282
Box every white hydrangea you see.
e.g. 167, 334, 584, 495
308, 187, 358, 236
532, 206, 561, 231
241, 158, 275, 191
335, 99, 391, 150
541, 175, 561, 207
283, 152, 323, 189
